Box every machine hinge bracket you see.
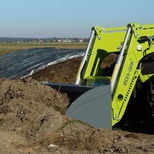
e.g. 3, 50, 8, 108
93, 26, 105, 40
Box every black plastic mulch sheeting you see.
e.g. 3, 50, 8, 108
0, 48, 84, 79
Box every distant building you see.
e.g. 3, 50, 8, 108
79, 39, 84, 42
62, 39, 72, 43
57, 39, 62, 42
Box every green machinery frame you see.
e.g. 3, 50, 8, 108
76, 23, 154, 126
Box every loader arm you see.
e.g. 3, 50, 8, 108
67, 23, 154, 128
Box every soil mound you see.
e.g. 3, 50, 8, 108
0, 77, 120, 153
0, 78, 69, 140
31, 57, 82, 84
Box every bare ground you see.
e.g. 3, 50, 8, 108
0, 58, 154, 153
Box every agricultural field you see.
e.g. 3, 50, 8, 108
0, 42, 87, 56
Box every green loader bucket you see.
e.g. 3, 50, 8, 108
66, 84, 112, 129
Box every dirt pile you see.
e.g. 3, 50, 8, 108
0, 78, 68, 141
0, 77, 120, 153
31, 57, 82, 84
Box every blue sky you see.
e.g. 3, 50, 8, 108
0, 0, 154, 38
